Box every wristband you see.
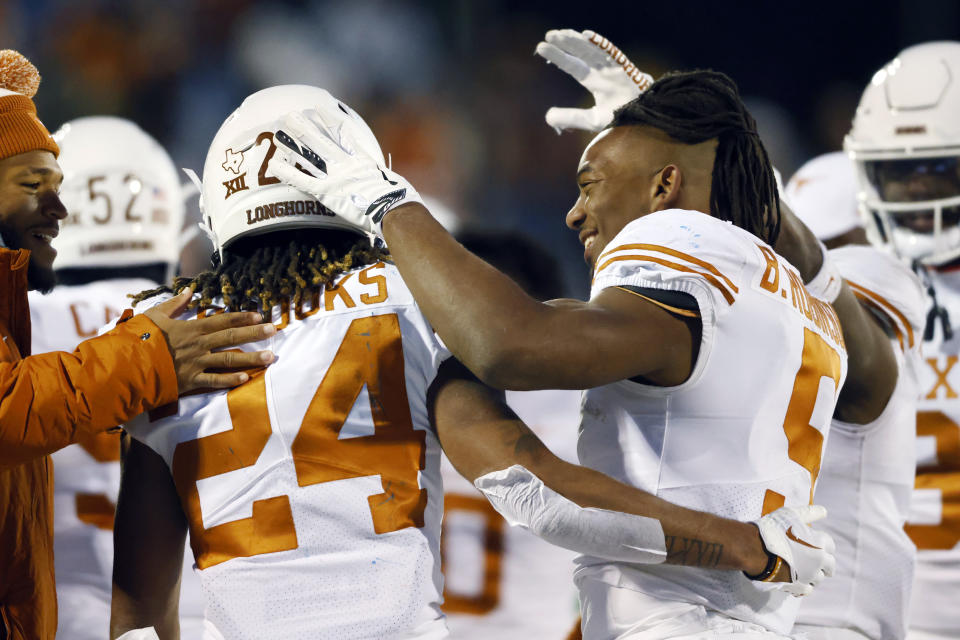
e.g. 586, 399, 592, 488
806, 241, 843, 303
743, 524, 783, 582
744, 551, 782, 582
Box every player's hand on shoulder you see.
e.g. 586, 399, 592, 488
535, 29, 653, 133
750, 504, 836, 597
267, 108, 422, 239
143, 288, 277, 394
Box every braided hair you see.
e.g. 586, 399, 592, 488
610, 69, 781, 245
132, 229, 388, 312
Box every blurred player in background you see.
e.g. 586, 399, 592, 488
439, 229, 580, 639
843, 42, 960, 640
785, 151, 925, 640
28, 116, 206, 640
111, 85, 834, 640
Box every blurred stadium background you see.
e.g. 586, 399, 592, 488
6, 0, 959, 294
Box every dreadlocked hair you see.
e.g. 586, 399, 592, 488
132, 229, 389, 313
610, 69, 781, 245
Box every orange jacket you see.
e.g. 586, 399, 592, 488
0, 248, 178, 639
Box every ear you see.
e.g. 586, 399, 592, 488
651, 164, 682, 212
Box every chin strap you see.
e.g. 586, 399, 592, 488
917, 260, 954, 342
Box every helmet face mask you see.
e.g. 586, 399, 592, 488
52, 117, 185, 277
854, 153, 960, 264
200, 85, 385, 259
846, 41, 960, 266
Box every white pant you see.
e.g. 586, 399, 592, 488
578, 576, 791, 640
792, 624, 871, 640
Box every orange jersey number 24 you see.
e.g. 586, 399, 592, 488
171, 313, 427, 569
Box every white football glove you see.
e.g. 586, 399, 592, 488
267, 110, 421, 239
535, 29, 654, 133
752, 504, 836, 597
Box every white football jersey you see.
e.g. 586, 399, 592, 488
574, 210, 848, 637
29, 279, 207, 640
795, 246, 924, 640
440, 389, 581, 639
905, 264, 960, 636
124, 262, 451, 640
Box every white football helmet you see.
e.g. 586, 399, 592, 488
52, 117, 185, 276
200, 85, 385, 258
786, 151, 861, 242
846, 41, 960, 265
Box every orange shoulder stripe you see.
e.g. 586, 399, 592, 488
597, 243, 739, 294
595, 254, 735, 305
848, 281, 914, 348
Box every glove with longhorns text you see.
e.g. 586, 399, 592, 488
267, 110, 422, 240
751, 504, 836, 597
535, 29, 654, 133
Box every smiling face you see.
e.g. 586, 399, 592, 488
0, 150, 66, 292
566, 126, 716, 270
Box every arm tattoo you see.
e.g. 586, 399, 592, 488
664, 535, 724, 568
502, 421, 546, 461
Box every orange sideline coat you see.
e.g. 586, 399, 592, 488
0, 248, 178, 639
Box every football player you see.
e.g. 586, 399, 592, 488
531, 33, 914, 639
270, 68, 855, 638
784, 151, 926, 640
27, 117, 206, 640
110, 85, 834, 640
842, 43, 960, 640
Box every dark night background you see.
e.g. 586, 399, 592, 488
6, 0, 958, 292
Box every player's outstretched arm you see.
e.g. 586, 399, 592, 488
774, 203, 898, 424
268, 112, 696, 391
389, 204, 699, 390
0, 289, 276, 470
111, 434, 188, 640
430, 359, 836, 595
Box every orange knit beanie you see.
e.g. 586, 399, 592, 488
0, 50, 58, 160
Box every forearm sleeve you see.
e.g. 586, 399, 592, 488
0, 315, 178, 469
475, 465, 667, 563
